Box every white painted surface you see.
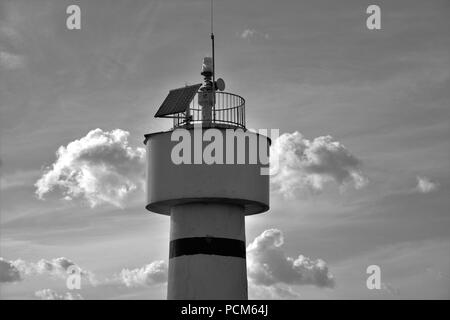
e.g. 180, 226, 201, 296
168, 254, 247, 300
170, 203, 245, 240
145, 128, 270, 215
168, 203, 247, 300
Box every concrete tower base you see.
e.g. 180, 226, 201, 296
168, 203, 247, 300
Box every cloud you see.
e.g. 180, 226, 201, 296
239, 28, 269, 40
415, 176, 439, 193
1, 255, 166, 291
0, 50, 25, 69
249, 283, 301, 299
116, 261, 168, 287
0, 256, 95, 285
0, 257, 22, 282
247, 229, 335, 288
35, 289, 84, 300
271, 132, 367, 197
35, 128, 145, 208
13, 257, 79, 278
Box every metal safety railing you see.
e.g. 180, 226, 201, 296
173, 91, 246, 129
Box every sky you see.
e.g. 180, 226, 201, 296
1, 0, 449, 299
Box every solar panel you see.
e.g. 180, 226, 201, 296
154, 83, 202, 117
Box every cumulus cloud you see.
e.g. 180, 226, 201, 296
271, 132, 367, 197
1, 255, 167, 292
0, 256, 95, 285
247, 229, 335, 288
415, 176, 439, 193
13, 257, 79, 277
35, 128, 145, 208
0, 257, 22, 282
35, 289, 84, 300
116, 261, 168, 287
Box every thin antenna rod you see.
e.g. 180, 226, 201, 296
211, 0, 216, 112
211, 0, 215, 79
211, 0, 213, 35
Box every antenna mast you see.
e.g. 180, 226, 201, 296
211, 0, 215, 79
210, 0, 216, 115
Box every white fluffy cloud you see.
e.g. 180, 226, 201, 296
271, 132, 367, 197
247, 229, 335, 289
0, 257, 22, 282
415, 176, 439, 193
1, 255, 167, 291
13, 257, 77, 278
0, 257, 95, 284
35, 129, 364, 206
116, 261, 168, 287
35, 289, 84, 300
35, 128, 145, 208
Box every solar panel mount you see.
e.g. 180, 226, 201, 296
154, 83, 202, 118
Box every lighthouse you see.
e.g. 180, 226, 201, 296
144, 28, 270, 300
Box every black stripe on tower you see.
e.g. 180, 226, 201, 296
169, 237, 246, 259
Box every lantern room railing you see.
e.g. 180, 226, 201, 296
173, 91, 246, 129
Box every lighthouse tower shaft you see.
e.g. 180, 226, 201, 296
169, 203, 246, 299
144, 128, 270, 299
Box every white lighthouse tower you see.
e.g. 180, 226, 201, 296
144, 22, 270, 300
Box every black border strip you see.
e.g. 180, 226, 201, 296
169, 237, 246, 259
